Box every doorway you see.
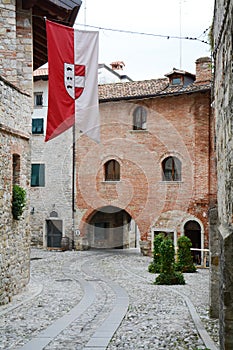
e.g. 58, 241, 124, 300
184, 220, 201, 264
46, 220, 62, 248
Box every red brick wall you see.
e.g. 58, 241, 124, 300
76, 89, 215, 246
195, 57, 212, 85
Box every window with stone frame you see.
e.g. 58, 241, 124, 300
34, 92, 43, 107
12, 154, 20, 185
133, 106, 147, 130
31, 164, 45, 187
162, 156, 182, 181
104, 159, 120, 181
32, 118, 44, 134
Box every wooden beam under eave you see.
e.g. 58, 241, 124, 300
22, 0, 38, 10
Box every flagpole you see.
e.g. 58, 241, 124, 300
72, 123, 75, 250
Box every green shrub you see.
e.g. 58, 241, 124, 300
154, 238, 185, 285
148, 233, 164, 273
155, 271, 185, 285
12, 185, 26, 220
175, 236, 196, 273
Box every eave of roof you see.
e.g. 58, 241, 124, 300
33, 69, 211, 101
165, 68, 195, 79
23, 0, 82, 70
98, 79, 211, 102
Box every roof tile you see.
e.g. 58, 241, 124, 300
98, 79, 211, 101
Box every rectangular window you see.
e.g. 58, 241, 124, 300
32, 118, 44, 134
172, 77, 181, 85
34, 92, 43, 107
31, 164, 45, 187
12, 154, 20, 185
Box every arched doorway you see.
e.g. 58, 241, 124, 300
184, 220, 202, 264
85, 206, 139, 249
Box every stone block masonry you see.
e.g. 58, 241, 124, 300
0, 0, 33, 305
0, 0, 33, 94
0, 78, 32, 305
213, 0, 233, 348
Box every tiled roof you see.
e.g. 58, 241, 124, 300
98, 79, 211, 101
33, 68, 48, 77
33, 67, 211, 100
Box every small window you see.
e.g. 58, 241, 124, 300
162, 156, 181, 181
172, 77, 181, 85
105, 160, 120, 181
31, 164, 45, 187
13, 154, 20, 185
133, 106, 147, 130
32, 118, 44, 134
34, 92, 43, 107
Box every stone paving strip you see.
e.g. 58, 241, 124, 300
0, 249, 219, 350
0, 252, 83, 349
102, 252, 219, 350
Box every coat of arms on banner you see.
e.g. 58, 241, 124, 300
64, 63, 85, 99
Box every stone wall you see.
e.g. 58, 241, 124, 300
0, 0, 33, 93
0, 78, 32, 305
30, 126, 74, 247
213, 0, 233, 348
0, 0, 32, 305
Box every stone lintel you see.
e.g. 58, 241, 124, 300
0, 123, 30, 140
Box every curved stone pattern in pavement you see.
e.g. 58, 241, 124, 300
0, 249, 219, 350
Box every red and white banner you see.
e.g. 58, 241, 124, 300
45, 20, 100, 142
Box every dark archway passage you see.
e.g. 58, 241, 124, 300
85, 206, 139, 249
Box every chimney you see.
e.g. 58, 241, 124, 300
195, 57, 212, 85
110, 61, 125, 71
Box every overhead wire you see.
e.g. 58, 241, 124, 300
0, 6, 210, 45
75, 22, 209, 45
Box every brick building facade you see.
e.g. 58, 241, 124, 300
75, 57, 215, 259
30, 57, 215, 260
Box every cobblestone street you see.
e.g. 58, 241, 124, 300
0, 249, 219, 350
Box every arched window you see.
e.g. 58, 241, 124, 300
105, 160, 120, 181
133, 106, 147, 130
162, 156, 181, 181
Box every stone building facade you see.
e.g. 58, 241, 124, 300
0, 0, 81, 305
30, 64, 133, 249
31, 67, 74, 247
213, 0, 233, 348
0, 0, 33, 304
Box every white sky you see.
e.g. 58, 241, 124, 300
75, 0, 215, 81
